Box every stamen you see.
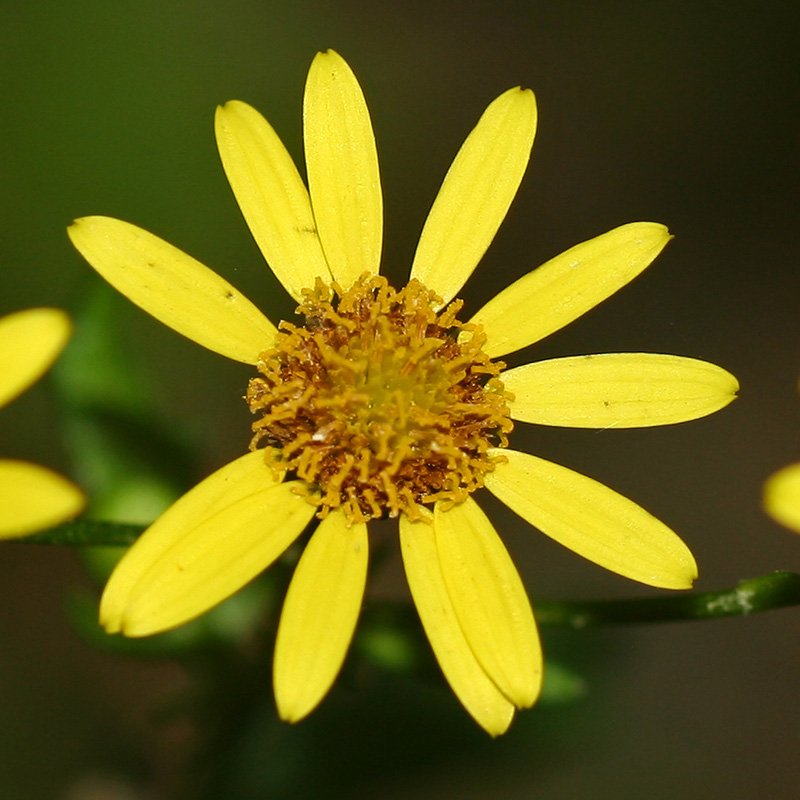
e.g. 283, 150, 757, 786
246, 274, 513, 524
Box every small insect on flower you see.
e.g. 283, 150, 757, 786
68, 50, 738, 735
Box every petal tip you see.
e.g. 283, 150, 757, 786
274, 691, 316, 725
625, 220, 672, 248
639, 545, 699, 590
494, 85, 538, 125
98, 605, 122, 635
648, 221, 671, 244
505, 664, 543, 710
67, 215, 107, 243
215, 99, 249, 117
113, 609, 168, 638
66, 217, 89, 238
725, 371, 741, 398
482, 708, 516, 738
309, 49, 350, 76
516, 85, 537, 103
659, 560, 699, 591
313, 48, 344, 63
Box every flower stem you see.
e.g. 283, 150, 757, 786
533, 571, 800, 627
9, 519, 143, 547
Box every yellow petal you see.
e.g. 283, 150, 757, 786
433, 498, 541, 709
0, 459, 84, 538
399, 511, 516, 735
485, 449, 697, 589
274, 510, 368, 722
410, 88, 537, 306
68, 216, 276, 364
764, 463, 800, 533
471, 222, 672, 358
503, 353, 739, 428
0, 308, 71, 409
215, 101, 332, 301
303, 50, 382, 287
100, 451, 315, 636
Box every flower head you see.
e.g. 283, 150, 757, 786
246, 273, 513, 523
0, 308, 85, 537
68, 50, 738, 735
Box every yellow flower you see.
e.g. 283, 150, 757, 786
764, 463, 800, 532
68, 50, 738, 735
764, 383, 800, 532
0, 308, 85, 537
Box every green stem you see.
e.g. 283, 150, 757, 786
10, 519, 144, 547
533, 571, 800, 627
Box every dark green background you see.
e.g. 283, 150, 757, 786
1, 1, 799, 798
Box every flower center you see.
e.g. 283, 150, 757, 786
246, 274, 513, 524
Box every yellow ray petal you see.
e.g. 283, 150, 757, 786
100, 451, 315, 636
485, 449, 697, 589
215, 101, 332, 301
0, 459, 84, 539
114, 481, 314, 637
400, 511, 516, 735
433, 498, 541, 709
0, 308, 71, 409
764, 463, 800, 534
471, 222, 671, 358
274, 510, 368, 722
68, 216, 276, 364
503, 353, 739, 428
100, 450, 280, 625
303, 50, 383, 287
410, 88, 537, 306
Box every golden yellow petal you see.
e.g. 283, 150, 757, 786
485, 449, 698, 589
410, 88, 537, 307
0, 308, 71, 409
215, 101, 332, 301
433, 498, 542, 709
274, 510, 368, 722
503, 353, 739, 428
68, 216, 276, 364
471, 222, 672, 358
764, 463, 800, 534
0, 459, 84, 538
303, 50, 382, 287
100, 451, 314, 636
400, 511, 516, 735
116, 483, 313, 637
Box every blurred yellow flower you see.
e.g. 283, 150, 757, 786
764, 383, 800, 532
0, 308, 84, 537
764, 463, 800, 532
68, 50, 738, 734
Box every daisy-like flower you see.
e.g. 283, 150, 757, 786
0, 308, 85, 537
68, 50, 738, 735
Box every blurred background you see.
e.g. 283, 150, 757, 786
1, 1, 799, 798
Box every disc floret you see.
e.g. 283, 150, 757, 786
246, 275, 513, 523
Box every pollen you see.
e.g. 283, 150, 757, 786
246, 275, 513, 524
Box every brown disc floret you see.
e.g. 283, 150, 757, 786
246, 274, 513, 524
